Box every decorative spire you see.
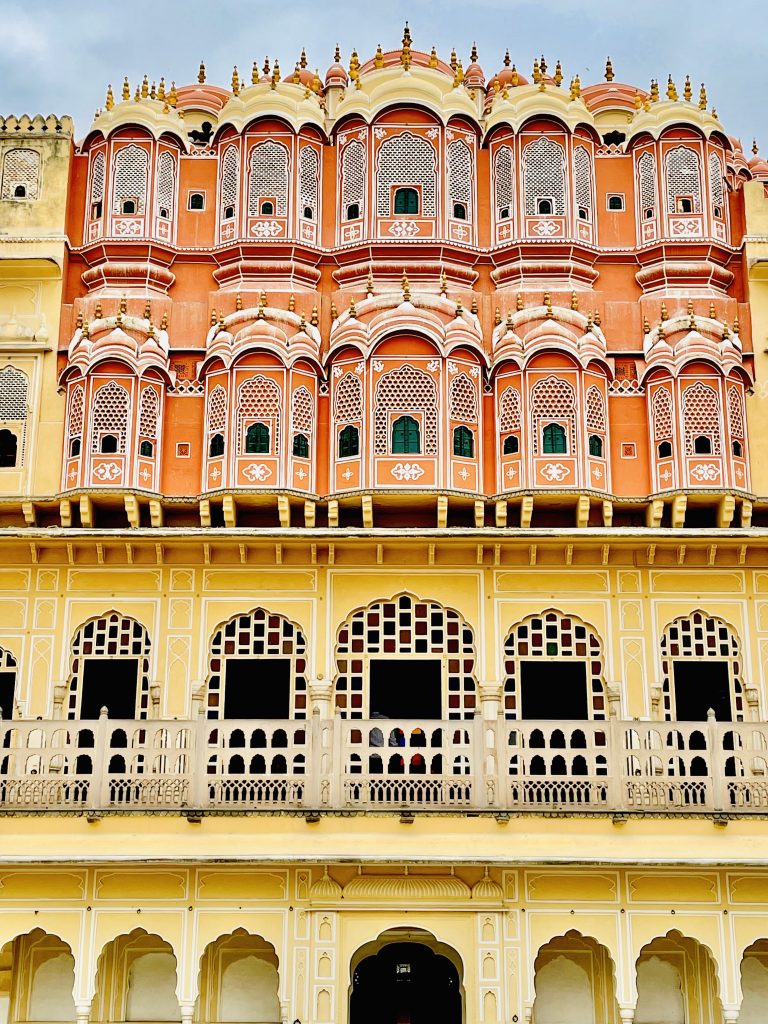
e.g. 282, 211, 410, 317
593, 310, 601, 327
198, 60, 206, 84
684, 75, 692, 102
544, 292, 553, 317
752, 139, 759, 156
134, 85, 141, 102
455, 298, 463, 318
532, 57, 541, 84
650, 78, 659, 103
122, 77, 130, 102
235, 292, 242, 311
540, 54, 547, 74
429, 47, 438, 68
169, 81, 177, 106
150, 81, 157, 100
366, 268, 374, 296
254, 62, 262, 85
105, 84, 114, 111
516, 293, 524, 311
569, 75, 581, 100
76, 309, 83, 329
119, 296, 127, 315
554, 60, 563, 87
503, 49, 511, 68
330, 300, 338, 320
634, 91, 643, 110
604, 56, 614, 82
470, 42, 478, 63
349, 297, 357, 318
657, 320, 665, 340
571, 291, 579, 311
401, 21, 412, 69
144, 299, 152, 320
454, 59, 464, 87
299, 311, 307, 332
471, 295, 478, 315
687, 298, 694, 316
666, 75, 678, 101
272, 60, 281, 88
494, 307, 502, 326
81, 318, 89, 339
300, 47, 308, 69
506, 309, 513, 329
311, 304, 319, 326
402, 270, 411, 302
643, 315, 650, 334
94, 301, 102, 319
157, 78, 166, 101
510, 64, 519, 87
699, 83, 708, 110
709, 301, 717, 319
160, 311, 168, 331
141, 74, 149, 98
450, 48, 457, 72
660, 301, 668, 321
312, 68, 322, 93
440, 269, 448, 295
210, 308, 217, 327
586, 312, 593, 333
334, 44, 341, 63
263, 56, 271, 78
375, 44, 384, 69
733, 314, 740, 335
721, 320, 730, 339
287, 293, 295, 313
231, 66, 240, 95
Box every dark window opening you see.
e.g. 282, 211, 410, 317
13, 184, 26, 199
69, 437, 81, 458
602, 130, 626, 146
536, 198, 553, 216
188, 192, 205, 211
351, 943, 461, 1024
588, 434, 603, 457
293, 433, 309, 458
159, 206, 170, 220
394, 187, 419, 215
303, 205, 314, 220
338, 424, 359, 458
520, 661, 589, 720
694, 434, 712, 454
392, 415, 420, 454
0, 430, 18, 468
676, 196, 694, 214
223, 658, 291, 719
714, 205, 723, 219
260, 200, 274, 216
453, 425, 474, 458
346, 203, 360, 220
578, 206, 589, 220
673, 661, 731, 721
542, 422, 567, 454
370, 659, 442, 720
80, 658, 138, 720
99, 434, 118, 454
503, 434, 519, 455
223, 204, 235, 220
607, 195, 624, 211
644, 206, 655, 219
657, 440, 672, 459
139, 440, 154, 458
0, 672, 15, 720
733, 440, 743, 457
453, 202, 467, 220
91, 201, 103, 219
121, 199, 136, 215
245, 422, 270, 454
209, 432, 225, 458
499, 206, 510, 219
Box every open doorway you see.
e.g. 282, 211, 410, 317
351, 942, 461, 1024
673, 660, 732, 720
222, 659, 291, 718
80, 658, 138, 719
520, 661, 589, 719
369, 660, 442, 719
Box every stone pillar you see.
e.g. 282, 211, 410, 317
75, 1003, 90, 1024
606, 684, 621, 718
478, 681, 503, 720
52, 682, 67, 719
650, 685, 662, 719
179, 1002, 195, 1024
309, 678, 334, 719
619, 1007, 635, 1024
722, 1009, 740, 1024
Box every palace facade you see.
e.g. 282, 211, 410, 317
1, 28, 768, 1024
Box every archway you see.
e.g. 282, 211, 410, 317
195, 930, 280, 1024
67, 612, 151, 720
91, 929, 180, 1023
0, 930, 75, 1023
634, 931, 722, 1024
739, 939, 768, 1023
660, 612, 745, 721
532, 931, 619, 1024
350, 931, 462, 1024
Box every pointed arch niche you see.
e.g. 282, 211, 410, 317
532, 931, 619, 1024
195, 931, 281, 1024
660, 611, 746, 722
67, 612, 151, 720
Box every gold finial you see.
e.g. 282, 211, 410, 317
198, 60, 206, 84
554, 60, 563, 86
272, 61, 281, 88
150, 80, 157, 100
650, 78, 659, 103
141, 74, 149, 98
169, 81, 177, 106
94, 301, 102, 319
510, 64, 519, 87
684, 75, 692, 102
263, 56, 271, 77
469, 42, 478, 63
334, 44, 341, 63
501, 85, 509, 100
288, 293, 295, 312
122, 77, 130, 102
712, 108, 718, 120
586, 312, 593, 332
236, 292, 242, 311
429, 46, 438, 68
516, 293, 524, 311
366, 268, 374, 296
402, 270, 411, 302
300, 47, 308, 69
455, 298, 463, 317
570, 75, 581, 100
402, 21, 412, 47
401, 22, 412, 69
752, 139, 759, 156
666, 75, 677, 101
698, 83, 707, 110
144, 300, 151, 320
232, 66, 241, 95
260, 289, 267, 307
105, 84, 115, 111
571, 291, 579, 311
311, 304, 319, 326
687, 298, 694, 316
157, 78, 166, 101
471, 295, 478, 315
450, 48, 457, 72
643, 315, 650, 334
503, 49, 511, 68
76, 309, 83, 329
134, 85, 140, 102
299, 312, 307, 331
375, 44, 384, 69
119, 296, 127, 314
116, 308, 123, 327
657, 320, 665, 340
81, 318, 89, 339
605, 56, 614, 81
594, 310, 601, 327
733, 315, 740, 335
250, 62, 259, 85
257, 293, 265, 319
349, 297, 357, 318
689, 308, 696, 329
543, 292, 552, 316
709, 301, 716, 318
660, 302, 668, 321
494, 307, 502, 326
454, 59, 464, 86
440, 269, 448, 295
634, 91, 643, 110
722, 320, 730, 339
210, 308, 217, 327
312, 68, 322, 93
160, 311, 168, 331
506, 309, 513, 329
330, 300, 338, 320
532, 57, 541, 83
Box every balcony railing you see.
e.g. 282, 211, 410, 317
0, 716, 766, 814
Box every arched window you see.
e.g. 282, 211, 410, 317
494, 145, 514, 220
292, 434, 309, 458
68, 612, 151, 719
138, 386, 159, 452
100, 434, 118, 454
499, 386, 521, 454
503, 610, 606, 720
637, 151, 657, 219
682, 381, 721, 455
392, 415, 420, 454
0, 430, 17, 467
0, 364, 28, 467
449, 373, 478, 424
90, 381, 129, 453
377, 132, 437, 217
1, 148, 41, 200
374, 365, 438, 455
245, 422, 271, 454
237, 376, 281, 455
338, 424, 359, 458
727, 386, 745, 444
188, 191, 205, 211
139, 440, 154, 457
652, 386, 673, 447
573, 146, 593, 221
247, 141, 289, 217
542, 422, 567, 454
709, 152, 725, 217
503, 435, 519, 455
290, 386, 313, 456
220, 145, 239, 220
693, 434, 712, 454
209, 433, 225, 458
207, 385, 227, 456
453, 425, 474, 458
447, 139, 472, 220
206, 608, 308, 719
341, 139, 366, 221
660, 612, 744, 721
335, 593, 476, 719
393, 187, 419, 215
155, 151, 176, 220
588, 434, 603, 457
67, 384, 85, 458
523, 137, 566, 217
665, 146, 702, 214
299, 146, 319, 221
657, 440, 672, 459
112, 144, 149, 215
89, 151, 105, 219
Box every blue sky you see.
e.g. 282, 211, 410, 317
1, 0, 766, 150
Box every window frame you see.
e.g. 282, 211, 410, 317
606, 194, 625, 212
391, 414, 421, 455
541, 422, 567, 455
244, 421, 271, 455
453, 425, 475, 459
187, 191, 206, 212
338, 424, 360, 459
393, 187, 420, 216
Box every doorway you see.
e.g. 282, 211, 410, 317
351, 942, 461, 1024
369, 660, 442, 719
80, 658, 138, 719
223, 658, 291, 718
520, 661, 589, 719
673, 660, 732, 720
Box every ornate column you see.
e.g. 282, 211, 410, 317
308, 677, 334, 718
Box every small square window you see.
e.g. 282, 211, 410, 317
536, 197, 554, 216
675, 196, 694, 214
620, 442, 637, 459
713, 205, 723, 219
176, 442, 191, 458
223, 205, 235, 220
607, 194, 625, 211
188, 192, 205, 211
121, 199, 137, 215
499, 207, 510, 220
91, 200, 103, 220
159, 207, 170, 220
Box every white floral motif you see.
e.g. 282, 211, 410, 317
210, 466, 221, 482
333, 366, 343, 378
660, 469, 672, 483
506, 465, 517, 480
470, 366, 480, 377
690, 463, 719, 482
357, 130, 366, 140
426, 128, 440, 139
242, 463, 273, 482
251, 221, 283, 238
533, 220, 560, 236
354, 361, 365, 375
452, 224, 468, 240
458, 467, 469, 481
391, 463, 425, 482
92, 462, 121, 482
389, 220, 419, 237
445, 130, 455, 141
345, 226, 361, 241
427, 359, 440, 372
296, 467, 307, 480
373, 127, 387, 139
541, 463, 570, 482
591, 466, 603, 480
338, 133, 347, 146
447, 361, 458, 375
372, 360, 384, 371
342, 467, 354, 481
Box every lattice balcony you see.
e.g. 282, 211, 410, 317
0, 716, 766, 814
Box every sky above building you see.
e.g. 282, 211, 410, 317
1, 0, 766, 151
